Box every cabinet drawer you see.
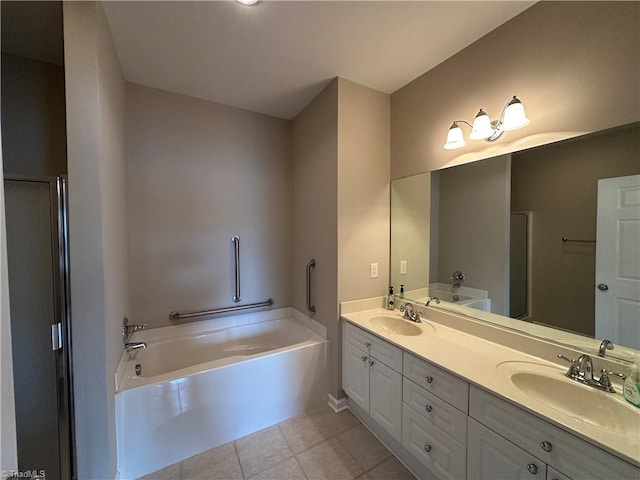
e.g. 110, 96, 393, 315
402, 404, 466, 480
403, 378, 468, 445
343, 321, 403, 372
469, 386, 640, 480
468, 417, 546, 480
403, 352, 469, 413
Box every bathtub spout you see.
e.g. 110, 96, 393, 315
125, 342, 147, 352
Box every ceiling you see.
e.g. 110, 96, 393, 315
102, 1, 534, 119
0, 1, 534, 119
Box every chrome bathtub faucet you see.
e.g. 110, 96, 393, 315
122, 317, 147, 343
125, 342, 147, 353
598, 339, 614, 357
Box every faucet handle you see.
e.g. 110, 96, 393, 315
557, 354, 575, 364
600, 369, 626, 381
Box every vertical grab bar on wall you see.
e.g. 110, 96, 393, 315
306, 259, 316, 314
232, 235, 241, 302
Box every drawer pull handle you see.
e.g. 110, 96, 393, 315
526, 463, 538, 475
361, 355, 368, 362
365, 342, 371, 348
369, 360, 375, 367
540, 441, 553, 452
425, 376, 434, 384
423, 444, 432, 453
424, 405, 433, 413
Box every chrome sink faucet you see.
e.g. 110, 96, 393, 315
557, 353, 625, 393
400, 303, 421, 323
598, 339, 614, 357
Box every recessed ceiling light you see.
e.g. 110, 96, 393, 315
236, 0, 259, 5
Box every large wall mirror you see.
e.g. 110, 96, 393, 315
391, 122, 640, 360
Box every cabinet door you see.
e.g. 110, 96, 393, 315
342, 341, 370, 411
370, 358, 402, 441
468, 418, 546, 480
547, 467, 572, 480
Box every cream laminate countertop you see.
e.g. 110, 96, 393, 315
341, 307, 640, 467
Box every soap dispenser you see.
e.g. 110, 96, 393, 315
399, 284, 405, 299
386, 286, 395, 310
623, 362, 640, 407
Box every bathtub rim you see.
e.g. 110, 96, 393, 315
115, 307, 326, 392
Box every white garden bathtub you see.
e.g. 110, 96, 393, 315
115, 309, 327, 479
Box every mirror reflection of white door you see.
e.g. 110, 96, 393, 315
595, 174, 640, 349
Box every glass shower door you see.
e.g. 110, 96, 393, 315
4, 175, 73, 480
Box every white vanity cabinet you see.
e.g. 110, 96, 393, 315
468, 385, 640, 480
342, 322, 403, 441
402, 353, 469, 480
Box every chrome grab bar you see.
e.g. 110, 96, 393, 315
306, 259, 316, 314
232, 235, 241, 302
562, 237, 595, 243
169, 298, 274, 321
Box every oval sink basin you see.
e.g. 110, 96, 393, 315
499, 362, 640, 437
368, 316, 426, 336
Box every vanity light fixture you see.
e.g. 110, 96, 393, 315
443, 95, 530, 150
236, 0, 259, 5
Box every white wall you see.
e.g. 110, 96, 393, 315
125, 83, 292, 328
63, 2, 128, 477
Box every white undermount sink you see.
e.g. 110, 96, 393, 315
368, 315, 431, 336
497, 361, 640, 438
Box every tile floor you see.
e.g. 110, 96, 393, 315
137, 405, 417, 480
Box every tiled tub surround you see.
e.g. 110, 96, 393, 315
115, 308, 328, 479
341, 304, 640, 480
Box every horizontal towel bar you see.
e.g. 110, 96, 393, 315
169, 298, 274, 321
562, 237, 596, 243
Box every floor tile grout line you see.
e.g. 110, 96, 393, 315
233, 440, 247, 480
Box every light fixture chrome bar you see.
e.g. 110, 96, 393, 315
232, 235, 241, 302
169, 298, 274, 321
306, 259, 316, 314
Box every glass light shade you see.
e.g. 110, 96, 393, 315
469, 109, 494, 140
501, 96, 530, 131
236, 0, 258, 5
443, 123, 466, 150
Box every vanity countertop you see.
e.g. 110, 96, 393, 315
341, 307, 640, 467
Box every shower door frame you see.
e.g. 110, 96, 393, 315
4, 174, 75, 480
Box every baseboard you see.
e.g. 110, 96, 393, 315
327, 393, 348, 412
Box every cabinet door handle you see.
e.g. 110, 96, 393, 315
424, 405, 433, 413
423, 444, 432, 453
365, 342, 371, 349
526, 463, 538, 475
540, 441, 553, 452
425, 376, 434, 384
369, 360, 375, 367
361, 355, 368, 362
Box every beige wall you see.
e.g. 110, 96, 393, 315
125, 84, 292, 328
391, 2, 640, 179
337, 78, 390, 302
292, 79, 338, 396
0, 54, 67, 175
292, 78, 390, 399
63, 2, 128, 477
390, 173, 430, 295
435, 155, 510, 315
512, 123, 640, 335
